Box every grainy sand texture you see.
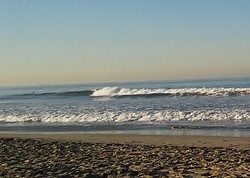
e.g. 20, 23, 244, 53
0, 134, 249, 177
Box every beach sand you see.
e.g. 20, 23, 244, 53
0, 134, 249, 177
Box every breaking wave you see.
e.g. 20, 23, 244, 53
2, 87, 250, 100
91, 87, 250, 97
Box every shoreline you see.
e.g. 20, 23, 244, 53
1, 133, 249, 149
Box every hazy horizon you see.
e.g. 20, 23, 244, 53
1, 0, 250, 86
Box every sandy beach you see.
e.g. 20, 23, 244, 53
0, 134, 249, 177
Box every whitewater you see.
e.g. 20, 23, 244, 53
91, 87, 250, 97
0, 78, 249, 136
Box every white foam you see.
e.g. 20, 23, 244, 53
0, 109, 249, 123
91, 87, 250, 97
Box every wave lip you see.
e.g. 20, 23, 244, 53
91, 87, 250, 97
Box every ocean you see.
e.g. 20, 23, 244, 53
0, 77, 249, 136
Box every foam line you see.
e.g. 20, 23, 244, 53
0, 109, 249, 123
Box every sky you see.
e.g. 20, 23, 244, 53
1, 0, 250, 86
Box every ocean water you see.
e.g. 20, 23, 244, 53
0, 78, 250, 136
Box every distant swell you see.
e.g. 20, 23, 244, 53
46, 90, 93, 96
12, 90, 93, 98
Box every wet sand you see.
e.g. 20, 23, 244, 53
0, 134, 249, 177
0, 134, 249, 149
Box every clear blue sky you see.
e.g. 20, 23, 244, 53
1, 0, 250, 85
